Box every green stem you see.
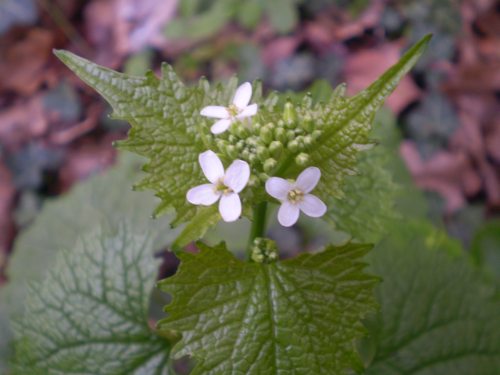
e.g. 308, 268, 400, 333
247, 202, 268, 259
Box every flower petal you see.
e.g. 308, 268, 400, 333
232, 82, 252, 109
299, 194, 327, 218
219, 193, 241, 222
265, 177, 291, 201
277, 201, 300, 227
211, 119, 232, 134
199, 150, 224, 183
186, 184, 220, 205
224, 160, 250, 193
200, 106, 229, 118
295, 167, 321, 193
236, 103, 258, 119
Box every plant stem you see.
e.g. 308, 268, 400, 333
247, 202, 268, 259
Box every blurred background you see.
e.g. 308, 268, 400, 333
0, 0, 499, 283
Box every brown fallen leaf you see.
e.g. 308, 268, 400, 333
48, 103, 102, 145
0, 96, 48, 151
400, 141, 481, 213
343, 41, 421, 113
57, 134, 120, 193
0, 28, 55, 95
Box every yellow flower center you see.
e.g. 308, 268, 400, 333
215, 178, 233, 195
287, 188, 304, 204
227, 104, 240, 117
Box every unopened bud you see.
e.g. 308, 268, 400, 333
275, 128, 286, 143
269, 141, 283, 159
295, 152, 310, 166
263, 158, 277, 173
288, 140, 300, 153
283, 101, 296, 125
251, 237, 278, 264
259, 172, 269, 182
236, 140, 245, 150
256, 145, 269, 160
216, 139, 228, 150
235, 124, 249, 138
312, 130, 322, 141
228, 135, 237, 143
303, 135, 314, 147
302, 115, 314, 132
260, 126, 273, 144
248, 153, 257, 164
226, 145, 238, 159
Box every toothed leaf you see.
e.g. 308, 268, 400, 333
158, 241, 378, 374
12, 225, 173, 375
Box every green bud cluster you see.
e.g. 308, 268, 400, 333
250, 237, 278, 263
214, 101, 323, 175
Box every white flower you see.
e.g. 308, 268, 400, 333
200, 82, 258, 135
187, 150, 250, 222
265, 167, 327, 227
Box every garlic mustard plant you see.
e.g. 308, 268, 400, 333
200, 82, 258, 134
187, 150, 250, 222
50, 34, 432, 375
266, 167, 327, 227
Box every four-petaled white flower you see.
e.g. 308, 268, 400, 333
265, 167, 327, 227
200, 82, 258, 135
187, 150, 250, 222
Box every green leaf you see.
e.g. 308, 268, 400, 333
54, 51, 241, 240
363, 220, 500, 374
309, 35, 431, 202
12, 224, 172, 374
158, 241, 378, 374
327, 110, 400, 242
471, 219, 500, 281
4, 154, 178, 319
172, 205, 220, 251
54, 50, 202, 222
0, 294, 12, 374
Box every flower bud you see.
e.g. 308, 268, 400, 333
283, 101, 296, 125
248, 153, 257, 164
303, 135, 314, 148
312, 130, 322, 141
288, 139, 300, 153
226, 145, 238, 159
252, 122, 262, 133
228, 135, 237, 144
302, 114, 314, 132
259, 172, 269, 182
286, 130, 295, 141
251, 237, 278, 264
235, 124, 249, 138
263, 158, 277, 173
216, 139, 228, 150
246, 136, 258, 147
269, 141, 283, 159
274, 128, 287, 143
295, 152, 310, 166
260, 126, 273, 144
236, 140, 245, 150
256, 145, 270, 160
